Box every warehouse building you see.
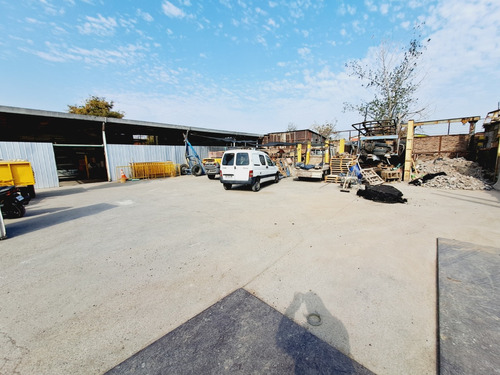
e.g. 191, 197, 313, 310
0, 105, 262, 188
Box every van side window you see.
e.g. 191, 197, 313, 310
236, 153, 249, 166
265, 155, 274, 166
252, 154, 261, 166
222, 153, 235, 166
259, 155, 266, 165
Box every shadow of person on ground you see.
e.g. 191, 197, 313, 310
276, 291, 373, 375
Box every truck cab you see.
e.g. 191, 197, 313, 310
219, 149, 280, 191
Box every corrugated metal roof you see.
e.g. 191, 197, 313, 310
0, 105, 263, 138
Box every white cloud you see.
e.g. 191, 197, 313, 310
24, 41, 148, 66
137, 9, 154, 22
401, 21, 410, 29
364, 0, 377, 12
255, 7, 267, 16
162, 1, 185, 18
298, 47, 311, 58
267, 18, 278, 28
380, 3, 389, 15
256, 35, 267, 46
339, 3, 356, 16
77, 14, 117, 36
417, 0, 500, 120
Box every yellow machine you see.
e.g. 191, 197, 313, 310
295, 140, 331, 180
0, 160, 36, 197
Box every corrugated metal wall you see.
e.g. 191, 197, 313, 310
0, 142, 212, 186
0, 141, 59, 189
106, 144, 210, 181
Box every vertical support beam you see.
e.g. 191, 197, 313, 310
339, 138, 345, 154
102, 120, 112, 182
0, 208, 6, 240
305, 141, 311, 165
296, 143, 302, 163
469, 121, 477, 135
404, 119, 415, 182
84, 154, 89, 179
324, 139, 330, 164
495, 133, 500, 182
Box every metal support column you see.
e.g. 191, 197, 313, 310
0, 208, 6, 240
102, 119, 112, 182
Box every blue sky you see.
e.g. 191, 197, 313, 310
0, 0, 499, 135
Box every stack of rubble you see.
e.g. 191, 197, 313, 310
414, 157, 492, 190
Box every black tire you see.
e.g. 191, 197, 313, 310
207, 174, 215, 180
28, 185, 36, 198
191, 164, 203, 176
275, 173, 280, 183
180, 164, 189, 175
223, 183, 232, 190
251, 178, 261, 192
3, 202, 26, 219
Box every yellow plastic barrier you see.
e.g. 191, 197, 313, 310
116, 162, 180, 181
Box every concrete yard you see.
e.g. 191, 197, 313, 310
1, 176, 499, 374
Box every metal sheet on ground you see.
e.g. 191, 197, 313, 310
438, 238, 500, 375
106, 288, 374, 375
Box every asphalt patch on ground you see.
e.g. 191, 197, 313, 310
437, 238, 500, 374
106, 288, 374, 374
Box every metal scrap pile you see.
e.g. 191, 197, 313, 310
413, 157, 492, 190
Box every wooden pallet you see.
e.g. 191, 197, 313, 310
360, 168, 384, 185
325, 156, 356, 183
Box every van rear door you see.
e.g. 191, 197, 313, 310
221, 151, 251, 183
221, 152, 235, 181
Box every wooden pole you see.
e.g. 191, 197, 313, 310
404, 120, 414, 181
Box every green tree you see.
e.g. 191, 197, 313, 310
311, 120, 337, 140
68, 96, 124, 118
343, 35, 429, 129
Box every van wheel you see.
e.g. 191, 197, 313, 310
252, 178, 261, 192
191, 164, 203, 176
207, 174, 215, 180
275, 173, 280, 183
223, 183, 232, 190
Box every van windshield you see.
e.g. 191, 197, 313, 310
236, 153, 250, 166
222, 153, 235, 166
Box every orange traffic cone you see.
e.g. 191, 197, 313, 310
120, 169, 127, 183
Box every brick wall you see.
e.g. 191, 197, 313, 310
413, 134, 470, 157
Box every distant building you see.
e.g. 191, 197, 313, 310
262, 129, 326, 145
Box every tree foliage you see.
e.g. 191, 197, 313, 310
311, 120, 337, 139
286, 122, 298, 132
344, 35, 429, 127
68, 96, 124, 118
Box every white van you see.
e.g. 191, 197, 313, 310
219, 149, 280, 191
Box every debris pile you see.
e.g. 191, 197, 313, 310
413, 157, 492, 190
